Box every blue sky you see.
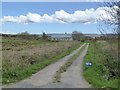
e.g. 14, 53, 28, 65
2, 2, 105, 34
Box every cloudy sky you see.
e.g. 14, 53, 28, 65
1, 2, 116, 34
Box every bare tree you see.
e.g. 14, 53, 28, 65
98, 1, 120, 36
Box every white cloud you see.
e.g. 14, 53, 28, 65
26, 12, 42, 23
1, 6, 118, 24
19, 15, 28, 23
2, 16, 18, 22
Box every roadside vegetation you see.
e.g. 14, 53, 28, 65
2, 34, 81, 84
83, 39, 118, 88
0, 35, 2, 87
53, 43, 87, 83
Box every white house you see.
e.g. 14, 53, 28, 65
47, 34, 73, 41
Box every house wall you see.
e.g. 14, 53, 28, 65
51, 37, 72, 41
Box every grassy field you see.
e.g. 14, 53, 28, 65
83, 40, 118, 88
2, 36, 82, 84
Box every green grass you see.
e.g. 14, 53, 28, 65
53, 43, 87, 83
2, 41, 82, 84
83, 41, 118, 89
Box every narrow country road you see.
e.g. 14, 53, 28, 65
3, 43, 90, 88
37, 44, 90, 88
60, 44, 90, 88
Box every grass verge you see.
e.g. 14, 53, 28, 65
53, 43, 87, 83
2, 42, 82, 84
83, 41, 118, 88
